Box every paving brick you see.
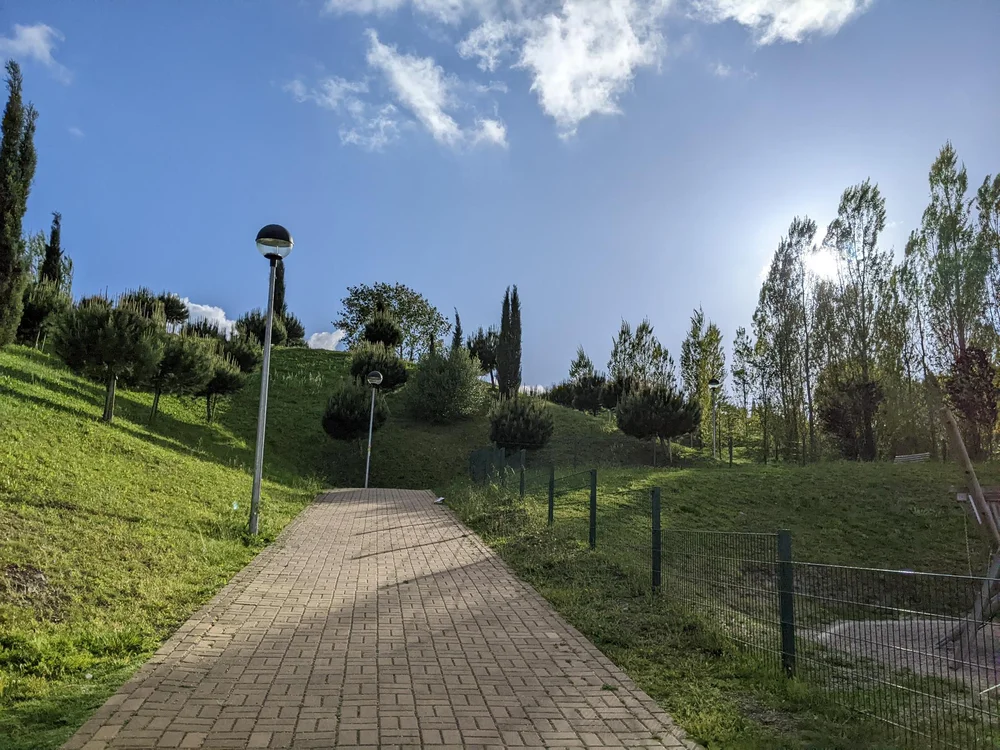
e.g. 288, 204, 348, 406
62, 489, 695, 749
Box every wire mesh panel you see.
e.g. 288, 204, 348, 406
660, 530, 782, 665
792, 563, 1000, 749
596, 487, 654, 594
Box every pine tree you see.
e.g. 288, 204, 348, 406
39, 212, 63, 287
0, 61, 39, 346
451, 308, 463, 351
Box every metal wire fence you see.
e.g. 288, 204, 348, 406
464, 454, 1000, 748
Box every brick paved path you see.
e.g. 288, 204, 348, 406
65, 489, 695, 749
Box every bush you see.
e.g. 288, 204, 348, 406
572, 372, 606, 415
616, 385, 700, 459
405, 347, 485, 424
349, 341, 408, 391
200, 354, 245, 423
363, 310, 403, 350
148, 335, 214, 422
224, 334, 263, 374
489, 398, 554, 452
52, 299, 165, 423
236, 308, 287, 347
183, 319, 225, 339
283, 312, 306, 346
322, 380, 388, 441
16, 281, 71, 346
546, 380, 575, 407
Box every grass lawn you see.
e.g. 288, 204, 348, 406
445, 459, 999, 749
0, 346, 329, 749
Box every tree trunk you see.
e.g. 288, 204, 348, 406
102, 374, 117, 424
149, 387, 161, 424
667, 438, 673, 465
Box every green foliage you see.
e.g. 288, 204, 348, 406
349, 341, 408, 391
15, 281, 70, 346
148, 335, 214, 422
817, 374, 884, 461
236, 308, 287, 347
946, 347, 998, 459
362, 309, 403, 349
335, 282, 449, 360
282, 312, 306, 346
117, 287, 165, 322
321, 380, 387, 441
496, 286, 522, 399
182, 319, 225, 340
51, 299, 165, 423
489, 397, 554, 451
572, 372, 606, 415
0, 61, 38, 347
467, 326, 498, 383
38, 212, 62, 288
158, 292, 189, 327
569, 345, 594, 382
274, 258, 287, 316
546, 380, 575, 407
200, 353, 244, 423
451, 308, 463, 351
610, 318, 676, 396
616, 385, 701, 450
405, 347, 485, 424
223, 335, 263, 374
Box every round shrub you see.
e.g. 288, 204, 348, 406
16, 281, 71, 346
350, 341, 408, 391
322, 380, 388, 441
282, 312, 306, 345
546, 380, 575, 407
489, 398, 555, 452
405, 347, 485, 424
363, 310, 403, 350
224, 334, 263, 374
572, 373, 606, 415
236, 308, 287, 347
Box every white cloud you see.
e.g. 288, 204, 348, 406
284, 76, 368, 109
68, 126, 84, 138
340, 103, 402, 150
517, 0, 667, 137
308, 330, 347, 350
471, 117, 508, 147
325, 0, 491, 24
0, 23, 72, 83
458, 19, 517, 71
712, 61, 732, 77
182, 298, 237, 337
365, 30, 465, 145
692, 0, 875, 44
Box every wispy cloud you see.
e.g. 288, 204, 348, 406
182, 298, 237, 337
712, 61, 732, 77
308, 330, 347, 350
692, 0, 875, 44
68, 126, 84, 139
0, 23, 72, 83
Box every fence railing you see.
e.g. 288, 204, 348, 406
468, 461, 1000, 749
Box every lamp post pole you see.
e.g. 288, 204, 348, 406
364, 371, 383, 489
249, 224, 293, 536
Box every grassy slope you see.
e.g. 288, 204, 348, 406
0, 346, 335, 748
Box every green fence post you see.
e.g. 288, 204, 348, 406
519, 449, 526, 499
651, 487, 661, 593
547, 465, 555, 526
777, 529, 796, 678
589, 469, 597, 550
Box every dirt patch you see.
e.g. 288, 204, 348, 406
1, 563, 67, 621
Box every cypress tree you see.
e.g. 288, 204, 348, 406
0, 61, 38, 346
509, 285, 522, 396
451, 308, 463, 351
39, 212, 62, 287
274, 258, 287, 317
497, 287, 512, 398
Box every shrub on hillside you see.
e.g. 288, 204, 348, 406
224, 334, 263, 374
363, 310, 403, 350
148, 335, 215, 423
183, 319, 225, 339
322, 380, 388, 441
489, 398, 554, 452
616, 385, 700, 463
52, 298, 165, 423
572, 372, 606, 415
405, 347, 484, 424
350, 341, 408, 391
546, 380, 575, 408
158, 292, 189, 327
16, 281, 71, 347
200, 353, 245, 423
283, 312, 306, 346
236, 308, 287, 347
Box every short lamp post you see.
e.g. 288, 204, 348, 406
249, 224, 293, 536
709, 378, 721, 461
364, 370, 383, 489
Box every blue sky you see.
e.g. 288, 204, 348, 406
4, 0, 999, 386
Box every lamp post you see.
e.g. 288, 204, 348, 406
249, 224, 293, 536
364, 370, 383, 489
709, 378, 721, 461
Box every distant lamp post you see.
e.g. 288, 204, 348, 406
364, 371, 383, 489
708, 378, 721, 461
249, 224, 293, 536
